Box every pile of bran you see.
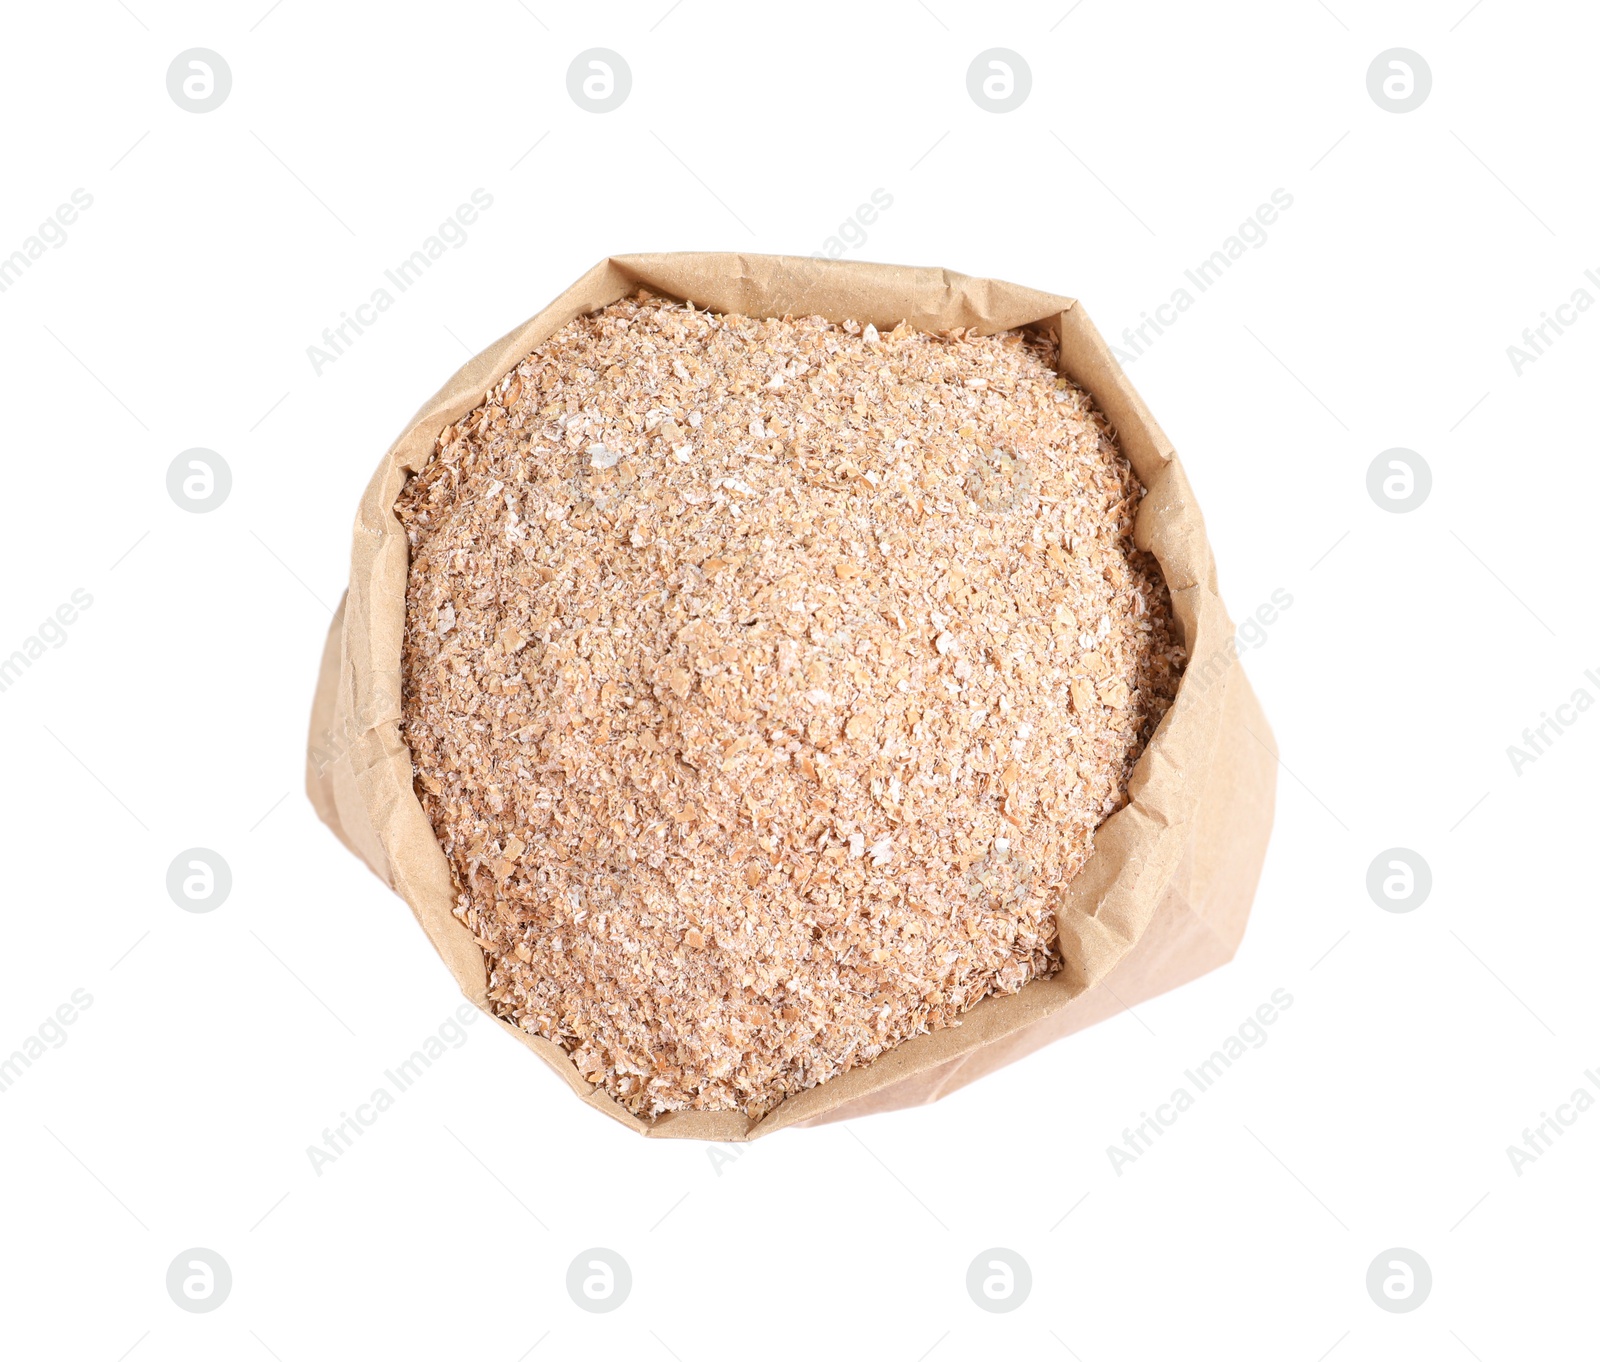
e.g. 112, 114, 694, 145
396, 293, 1184, 1117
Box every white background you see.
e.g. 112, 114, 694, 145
1, 1, 1595, 1358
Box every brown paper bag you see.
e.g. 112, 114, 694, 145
306, 254, 1276, 1140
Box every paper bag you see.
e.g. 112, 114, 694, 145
307, 253, 1277, 1140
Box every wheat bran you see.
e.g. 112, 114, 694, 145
395, 293, 1183, 1117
